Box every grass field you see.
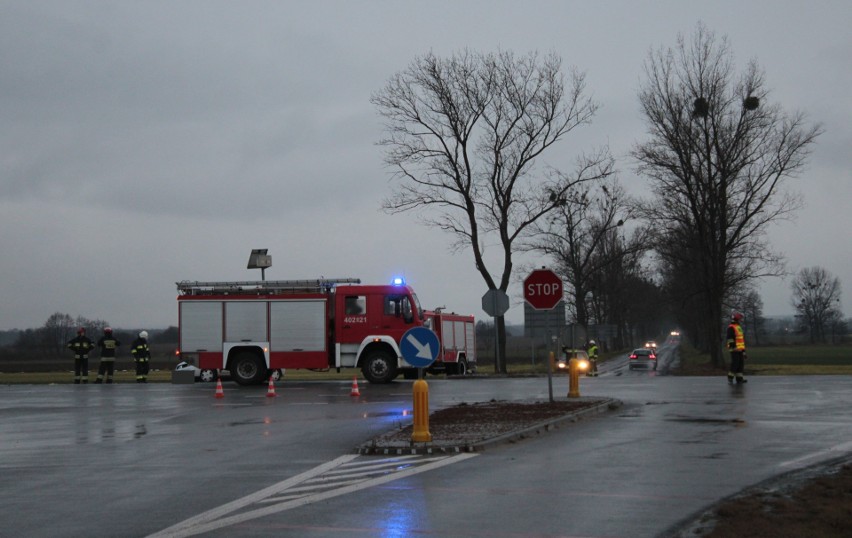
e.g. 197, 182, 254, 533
0, 368, 364, 385
744, 345, 852, 364
676, 343, 852, 376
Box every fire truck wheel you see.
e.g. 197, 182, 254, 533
199, 369, 218, 383
231, 352, 266, 386
361, 349, 397, 384
454, 358, 469, 376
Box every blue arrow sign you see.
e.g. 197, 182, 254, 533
400, 326, 440, 368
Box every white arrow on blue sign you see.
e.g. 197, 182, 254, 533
400, 326, 440, 368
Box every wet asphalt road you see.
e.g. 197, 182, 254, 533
2, 353, 851, 537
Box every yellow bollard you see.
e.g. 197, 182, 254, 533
411, 378, 432, 443
567, 358, 581, 398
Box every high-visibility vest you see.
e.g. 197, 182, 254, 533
728, 323, 745, 351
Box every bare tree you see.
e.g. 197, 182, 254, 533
525, 180, 648, 336
791, 266, 842, 344
372, 50, 612, 372
632, 24, 822, 367
42, 312, 75, 357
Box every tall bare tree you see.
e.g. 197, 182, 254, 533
632, 24, 822, 367
372, 50, 612, 372
791, 266, 842, 344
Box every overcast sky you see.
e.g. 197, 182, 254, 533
1, 0, 849, 331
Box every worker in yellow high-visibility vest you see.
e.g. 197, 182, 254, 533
587, 340, 599, 377
726, 312, 747, 384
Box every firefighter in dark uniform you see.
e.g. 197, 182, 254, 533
67, 327, 95, 384
131, 330, 150, 383
95, 327, 120, 384
726, 311, 747, 384
587, 340, 599, 377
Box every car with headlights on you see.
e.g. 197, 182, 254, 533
556, 348, 590, 372
628, 348, 657, 370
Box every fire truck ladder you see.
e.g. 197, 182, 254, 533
176, 278, 362, 296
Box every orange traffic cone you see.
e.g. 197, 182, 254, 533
214, 379, 224, 399
350, 376, 361, 397
266, 377, 277, 398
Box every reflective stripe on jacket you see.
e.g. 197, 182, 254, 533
98, 337, 120, 358
727, 323, 745, 351
131, 338, 150, 361
67, 336, 95, 358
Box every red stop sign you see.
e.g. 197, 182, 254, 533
523, 269, 563, 310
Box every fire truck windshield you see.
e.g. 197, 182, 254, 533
385, 293, 416, 323
412, 293, 423, 321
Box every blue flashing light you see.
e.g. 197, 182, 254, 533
391, 276, 406, 286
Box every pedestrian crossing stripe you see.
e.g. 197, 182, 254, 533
148, 452, 478, 538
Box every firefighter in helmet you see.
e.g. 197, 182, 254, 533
95, 327, 120, 384
726, 311, 747, 384
131, 330, 151, 383
67, 327, 95, 384
587, 340, 599, 377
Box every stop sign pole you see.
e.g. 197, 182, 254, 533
524, 268, 564, 402
482, 289, 510, 374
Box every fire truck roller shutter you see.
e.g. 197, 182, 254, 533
453, 321, 470, 375
270, 300, 326, 352
180, 302, 224, 353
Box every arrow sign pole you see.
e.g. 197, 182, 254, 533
401, 327, 440, 444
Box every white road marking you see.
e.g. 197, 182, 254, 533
778, 440, 852, 468
147, 452, 477, 538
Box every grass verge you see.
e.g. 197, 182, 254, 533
0, 368, 363, 384
674, 342, 852, 376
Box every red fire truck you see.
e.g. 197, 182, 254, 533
175, 278, 476, 385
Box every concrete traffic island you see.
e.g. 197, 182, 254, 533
357, 397, 622, 455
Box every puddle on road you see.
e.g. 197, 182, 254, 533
667, 416, 747, 426
361, 411, 411, 418
223, 411, 412, 428
228, 419, 268, 427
